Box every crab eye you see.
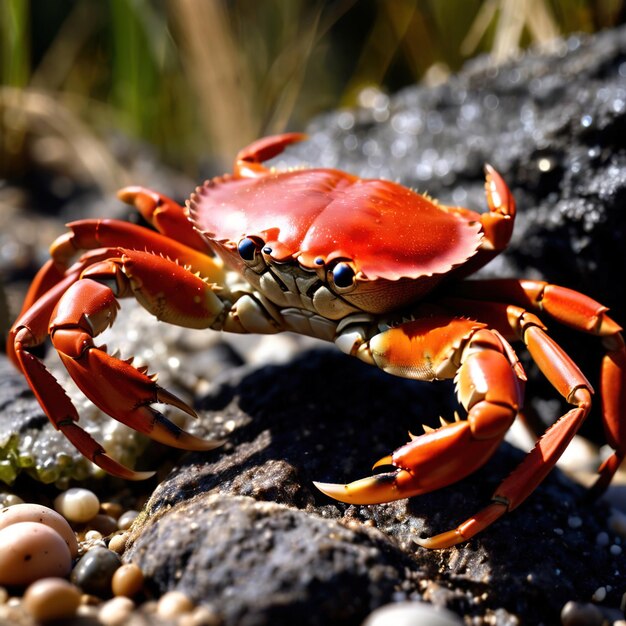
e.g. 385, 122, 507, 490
331, 263, 356, 290
238, 238, 261, 262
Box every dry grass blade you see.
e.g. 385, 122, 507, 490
0, 86, 127, 192
169, 0, 258, 167
462, 0, 561, 62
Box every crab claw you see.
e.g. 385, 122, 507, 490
314, 468, 419, 505
55, 341, 224, 452
314, 421, 503, 505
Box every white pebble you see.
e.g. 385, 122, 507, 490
85, 530, 103, 542
54, 488, 100, 523
0, 494, 24, 507
592, 586, 607, 602
362, 601, 463, 626
98, 596, 135, 626
611, 544, 623, 556
157, 590, 195, 618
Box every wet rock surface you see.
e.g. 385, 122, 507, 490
127, 492, 409, 626
125, 349, 626, 625
2, 24, 626, 626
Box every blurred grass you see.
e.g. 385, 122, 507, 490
0, 0, 624, 176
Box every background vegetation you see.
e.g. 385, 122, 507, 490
1, 0, 625, 181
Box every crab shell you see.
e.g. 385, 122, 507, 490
188, 168, 483, 314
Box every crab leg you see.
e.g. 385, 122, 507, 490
116, 187, 210, 252
316, 317, 523, 508
317, 309, 598, 548
233, 133, 307, 178
450, 279, 626, 495
51, 219, 225, 282
415, 328, 593, 549
9, 249, 228, 479
10, 276, 155, 480
442, 166, 516, 279
12, 219, 227, 332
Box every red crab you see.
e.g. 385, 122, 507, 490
8, 134, 626, 548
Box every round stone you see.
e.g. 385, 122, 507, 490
157, 590, 195, 618
98, 596, 135, 626
89, 514, 119, 536
111, 563, 144, 598
23, 577, 81, 621
117, 510, 139, 531
54, 488, 100, 523
0, 502, 78, 557
0, 522, 72, 586
108, 533, 128, 554
71, 547, 122, 597
362, 602, 463, 626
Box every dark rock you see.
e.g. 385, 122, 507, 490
126, 348, 626, 625
126, 492, 410, 626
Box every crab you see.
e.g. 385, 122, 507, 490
7, 133, 626, 548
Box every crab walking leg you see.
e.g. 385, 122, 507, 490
416, 320, 595, 548
116, 187, 210, 252
10, 249, 229, 479
51, 219, 226, 283
14, 219, 226, 330
9, 276, 156, 479
233, 133, 307, 178
451, 279, 626, 495
440, 166, 516, 280
15, 260, 68, 320
447, 165, 515, 252
316, 317, 523, 509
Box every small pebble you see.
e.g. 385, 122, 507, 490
567, 515, 583, 529
0, 494, 24, 507
0, 522, 72, 586
71, 547, 121, 597
178, 605, 222, 626
108, 532, 128, 554
117, 510, 139, 531
90, 514, 119, 536
98, 596, 135, 626
111, 563, 144, 598
100, 502, 123, 519
0, 503, 78, 556
592, 586, 607, 602
85, 530, 103, 542
362, 601, 463, 626
157, 590, 195, 619
596, 531, 610, 547
54, 488, 100, 523
611, 544, 623, 556
561, 601, 603, 626
23, 577, 81, 622
609, 510, 626, 537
